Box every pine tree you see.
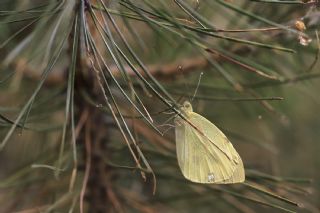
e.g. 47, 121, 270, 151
0, 1, 319, 212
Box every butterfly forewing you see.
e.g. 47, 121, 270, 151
175, 108, 245, 184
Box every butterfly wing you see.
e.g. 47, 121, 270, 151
190, 112, 245, 184
175, 112, 245, 184
216, 152, 245, 184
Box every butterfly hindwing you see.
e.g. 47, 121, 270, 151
175, 111, 245, 184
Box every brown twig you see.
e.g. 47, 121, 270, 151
80, 109, 91, 213
10, 55, 209, 85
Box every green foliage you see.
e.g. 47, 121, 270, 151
0, 0, 319, 212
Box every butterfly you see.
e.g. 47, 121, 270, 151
174, 101, 245, 184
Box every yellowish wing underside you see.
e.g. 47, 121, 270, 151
175, 112, 245, 184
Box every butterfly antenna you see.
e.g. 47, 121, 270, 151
178, 65, 192, 101
191, 72, 203, 103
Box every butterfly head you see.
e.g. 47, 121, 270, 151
181, 101, 193, 114
174, 101, 193, 124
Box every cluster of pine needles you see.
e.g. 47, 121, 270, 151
0, 0, 319, 212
